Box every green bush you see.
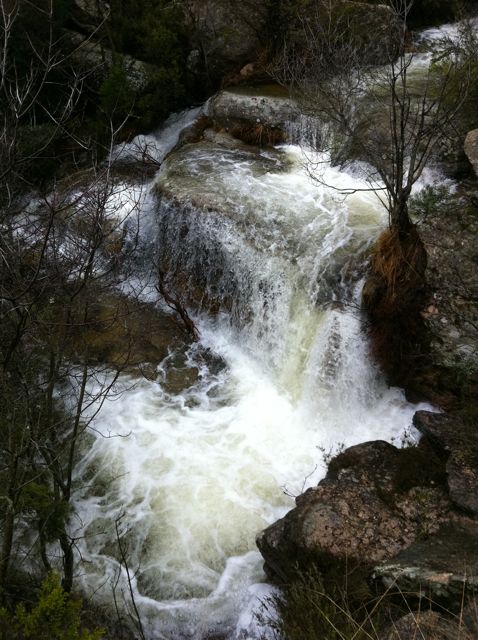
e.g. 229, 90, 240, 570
0, 573, 103, 640
408, 185, 454, 221
99, 62, 136, 126
138, 65, 187, 130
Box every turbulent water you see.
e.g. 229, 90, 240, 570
69, 33, 451, 638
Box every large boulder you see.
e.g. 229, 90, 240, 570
185, 1, 401, 86
284, 1, 402, 66
207, 87, 297, 132
68, 32, 155, 90
185, 0, 270, 82
256, 440, 451, 582
414, 411, 478, 516
464, 129, 478, 177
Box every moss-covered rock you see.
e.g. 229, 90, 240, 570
70, 294, 193, 378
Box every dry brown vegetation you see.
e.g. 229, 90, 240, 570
230, 121, 286, 147
362, 225, 430, 389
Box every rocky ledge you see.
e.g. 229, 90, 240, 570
257, 411, 478, 610
207, 87, 297, 140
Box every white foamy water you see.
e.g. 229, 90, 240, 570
72, 69, 438, 637
111, 106, 203, 165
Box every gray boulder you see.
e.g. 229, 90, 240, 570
464, 129, 478, 177
68, 32, 155, 90
256, 440, 451, 581
185, 0, 270, 80
207, 88, 297, 131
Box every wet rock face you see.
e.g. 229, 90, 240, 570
414, 411, 478, 516
76, 294, 192, 376
256, 440, 451, 581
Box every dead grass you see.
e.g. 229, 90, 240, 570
362, 225, 430, 388
366, 225, 427, 317
230, 121, 286, 147
257, 566, 478, 640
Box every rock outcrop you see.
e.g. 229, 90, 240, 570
257, 440, 450, 582
207, 87, 297, 136
184, 0, 402, 87
407, 183, 478, 409
464, 129, 478, 177
414, 411, 478, 516
285, 1, 401, 66
69, 32, 154, 90
257, 411, 478, 613
373, 521, 478, 608
185, 0, 270, 82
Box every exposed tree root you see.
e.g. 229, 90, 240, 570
363, 225, 430, 392
230, 121, 286, 147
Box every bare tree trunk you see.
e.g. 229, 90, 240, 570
0, 500, 15, 601
59, 532, 74, 593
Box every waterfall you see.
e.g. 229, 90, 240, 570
70, 44, 446, 635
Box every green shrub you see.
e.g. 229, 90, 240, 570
0, 573, 103, 640
99, 62, 136, 125
408, 185, 454, 221
137, 65, 187, 130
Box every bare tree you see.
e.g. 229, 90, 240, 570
0, 0, 150, 600
276, 0, 474, 232
274, 0, 476, 384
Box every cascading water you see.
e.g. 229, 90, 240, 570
69, 36, 449, 637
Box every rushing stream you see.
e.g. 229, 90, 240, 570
68, 22, 461, 638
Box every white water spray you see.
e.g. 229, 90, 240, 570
72, 57, 441, 637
